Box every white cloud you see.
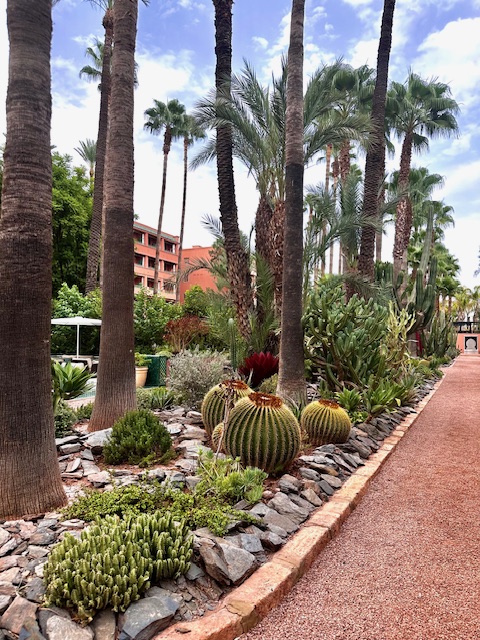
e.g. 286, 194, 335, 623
347, 38, 378, 68
252, 36, 269, 50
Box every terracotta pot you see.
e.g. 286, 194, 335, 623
135, 366, 149, 388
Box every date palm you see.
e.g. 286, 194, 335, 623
144, 98, 186, 294
0, 0, 67, 517
74, 138, 96, 189
390, 71, 459, 288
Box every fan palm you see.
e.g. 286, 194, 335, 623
74, 138, 96, 189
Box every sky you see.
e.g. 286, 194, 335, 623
1, 0, 479, 289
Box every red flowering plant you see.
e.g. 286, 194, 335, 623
238, 351, 279, 388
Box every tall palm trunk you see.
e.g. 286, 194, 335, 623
89, 0, 137, 432
85, 7, 113, 293
270, 199, 286, 313
277, 0, 306, 406
393, 130, 413, 288
213, 0, 252, 341
176, 134, 189, 303
0, 0, 66, 517
325, 142, 333, 275
153, 128, 172, 294
358, 0, 395, 281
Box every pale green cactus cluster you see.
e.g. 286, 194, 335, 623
43, 512, 192, 623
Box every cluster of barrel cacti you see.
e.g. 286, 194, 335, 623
43, 512, 192, 623
300, 399, 352, 446
201, 379, 252, 436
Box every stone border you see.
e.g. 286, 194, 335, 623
154, 374, 445, 640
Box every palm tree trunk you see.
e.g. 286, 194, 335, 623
153, 128, 172, 294
213, 0, 252, 341
270, 199, 286, 314
0, 0, 67, 517
85, 7, 113, 294
358, 0, 395, 281
393, 130, 413, 289
176, 135, 189, 303
339, 139, 351, 183
88, 0, 137, 432
277, 0, 306, 406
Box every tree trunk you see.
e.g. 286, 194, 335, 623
276, 0, 306, 406
85, 7, 113, 294
393, 130, 413, 289
213, 0, 252, 342
0, 0, 67, 518
88, 0, 138, 432
270, 199, 286, 314
176, 135, 189, 303
358, 0, 395, 281
339, 139, 351, 183
255, 192, 274, 272
153, 128, 172, 294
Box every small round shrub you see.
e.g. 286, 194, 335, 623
103, 410, 172, 467
167, 348, 227, 409
136, 387, 177, 411
75, 402, 94, 421
54, 400, 77, 437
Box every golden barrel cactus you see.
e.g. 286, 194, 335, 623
201, 379, 252, 437
300, 399, 352, 446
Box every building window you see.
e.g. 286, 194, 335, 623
164, 261, 175, 273
133, 231, 144, 244
134, 275, 143, 288
147, 278, 154, 289
148, 234, 157, 247
148, 257, 156, 270
164, 241, 175, 253
134, 253, 144, 266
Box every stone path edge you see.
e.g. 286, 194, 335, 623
154, 373, 446, 640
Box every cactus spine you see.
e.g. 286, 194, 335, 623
223, 392, 301, 474
211, 422, 225, 453
201, 379, 252, 437
300, 399, 352, 446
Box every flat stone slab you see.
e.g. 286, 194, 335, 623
119, 594, 179, 639
46, 615, 94, 640
0, 595, 38, 635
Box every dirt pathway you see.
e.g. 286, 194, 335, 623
242, 355, 480, 640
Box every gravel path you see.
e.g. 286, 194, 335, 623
242, 355, 480, 640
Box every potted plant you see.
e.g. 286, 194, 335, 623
134, 353, 151, 388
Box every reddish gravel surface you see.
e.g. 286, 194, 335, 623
242, 355, 480, 640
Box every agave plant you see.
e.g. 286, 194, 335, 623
51, 361, 94, 413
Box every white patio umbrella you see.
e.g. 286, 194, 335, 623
51, 316, 102, 357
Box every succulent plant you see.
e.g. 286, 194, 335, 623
223, 392, 301, 474
211, 422, 225, 452
300, 399, 352, 446
43, 511, 192, 623
201, 379, 252, 437
238, 352, 279, 388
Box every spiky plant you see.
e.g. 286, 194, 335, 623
300, 399, 352, 446
211, 422, 225, 453
223, 392, 301, 474
201, 379, 252, 437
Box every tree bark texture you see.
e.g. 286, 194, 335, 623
270, 199, 286, 314
0, 0, 67, 517
153, 127, 172, 294
358, 0, 395, 281
213, 0, 252, 341
85, 7, 113, 294
393, 130, 413, 289
277, 0, 306, 406
88, 0, 138, 432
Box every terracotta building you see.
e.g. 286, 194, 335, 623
133, 222, 179, 302
178, 245, 218, 303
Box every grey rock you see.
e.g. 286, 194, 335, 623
0, 567, 22, 585
167, 472, 185, 485
59, 444, 82, 455
46, 615, 94, 640
278, 474, 303, 494
90, 609, 116, 640
119, 594, 179, 640
145, 587, 183, 606
34, 563, 46, 579
263, 508, 299, 534
36, 519, 57, 530
29, 531, 56, 546
84, 429, 112, 454
185, 476, 201, 491
249, 503, 270, 517
265, 522, 288, 539
55, 435, 80, 447
268, 492, 310, 525
236, 533, 264, 554
317, 479, 335, 496
88, 472, 111, 487
60, 519, 85, 529
0, 594, 13, 615
217, 543, 256, 585
0, 556, 19, 572
179, 427, 207, 442
65, 458, 82, 473
256, 530, 284, 551
23, 577, 45, 603
81, 461, 101, 476
19, 619, 46, 640
174, 459, 197, 473
288, 494, 315, 512
339, 440, 371, 459
166, 424, 182, 436
300, 488, 323, 507
0, 538, 18, 556
37, 606, 70, 637
299, 467, 321, 482
61, 471, 83, 480
80, 449, 95, 461
197, 545, 230, 585
185, 563, 204, 581
0, 530, 11, 547
186, 410, 202, 422
0, 582, 16, 597
320, 474, 343, 489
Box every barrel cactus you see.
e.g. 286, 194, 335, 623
300, 399, 352, 446
211, 422, 225, 453
223, 392, 301, 474
201, 379, 252, 437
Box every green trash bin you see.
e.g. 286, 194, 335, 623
145, 355, 168, 387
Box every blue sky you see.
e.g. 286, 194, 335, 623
1, 0, 479, 288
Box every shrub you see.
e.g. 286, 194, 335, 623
238, 352, 279, 389
258, 374, 278, 395
134, 353, 151, 367
52, 361, 94, 412
183, 285, 209, 317
54, 400, 77, 437
75, 402, 94, 421
134, 287, 183, 352
334, 388, 362, 414
44, 511, 192, 623
164, 316, 209, 353
103, 410, 172, 467
167, 348, 227, 409
136, 387, 178, 411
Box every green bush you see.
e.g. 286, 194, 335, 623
136, 387, 178, 411
103, 410, 172, 467
54, 400, 77, 437
258, 374, 278, 394
134, 288, 183, 352
167, 347, 227, 409
44, 511, 192, 623
75, 402, 94, 420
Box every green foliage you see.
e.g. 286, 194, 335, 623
300, 399, 352, 446
75, 402, 94, 420
54, 400, 78, 437
183, 285, 209, 316
195, 450, 267, 504
103, 410, 172, 467
51, 284, 101, 355
200, 379, 252, 437
134, 352, 151, 367
133, 288, 183, 352
167, 347, 227, 409
136, 387, 178, 411
224, 393, 301, 474
52, 361, 94, 412
51, 153, 92, 296
258, 374, 278, 394
362, 378, 403, 417
334, 388, 362, 414
43, 511, 192, 623
423, 310, 457, 360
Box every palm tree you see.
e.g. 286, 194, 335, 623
390, 71, 459, 288
79, 37, 104, 86
144, 98, 186, 294
0, 0, 67, 517
358, 0, 396, 281
74, 138, 96, 189
88, 0, 138, 431
176, 114, 206, 303
276, 0, 306, 405
211, 0, 253, 342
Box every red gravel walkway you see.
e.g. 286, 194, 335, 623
243, 355, 480, 640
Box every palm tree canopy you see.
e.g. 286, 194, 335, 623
74, 138, 97, 168
144, 98, 187, 140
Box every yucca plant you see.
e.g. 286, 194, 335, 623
201, 379, 252, 437
223, 392, 301, 474
300, 399, 352, 446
